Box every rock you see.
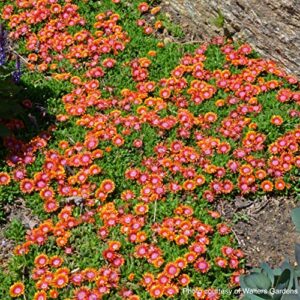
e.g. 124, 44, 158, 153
163, 0, 300, 76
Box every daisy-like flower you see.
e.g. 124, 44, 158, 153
112, 134, 125, 147
49, 289, 59, 298
194, 257, 210, 273
20, 178, 35, 193
149, 285, 164, 298
134, 203, 149, 215
44, 199, 59, 213
215, 257, 228, 268
184, 252, 198, 263
164, 262, 180, 278
83, 268, 98, 282
49, 255, 63, 268
270, 115, 283, 126
217, 223, 231, 235
175, 257, 187, 269
178, 273, 190, 286
261, 180, 273, 192
40, 187, 55, 201
175, 234, 189, 245
193, 287, 206, 299
33, 290, 47, 300
239, 164, 253, 176
182, 179, 196, 191
9, 282, 25, 298
100, 179, 115, 193
34, 253, 49, 268
141, 273, 154, 287
12, 169, 26, 181
0, 172, 10, 185
73, 287, 90, 299
275, 178, 286, 190
52, 273, 69, 289
204, 112, 218, 123
164, 284, 179, 297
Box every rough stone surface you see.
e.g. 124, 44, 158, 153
163, 0, 300, 76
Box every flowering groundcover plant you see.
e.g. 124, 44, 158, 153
0, 0, 299, 299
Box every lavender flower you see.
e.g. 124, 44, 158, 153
0, 24, 7, 66
12, 56, 21, 83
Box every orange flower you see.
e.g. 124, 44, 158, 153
194, 257, 210, 273
138, 2, 149, 12
239, 164, 253, 176
151, 6, 161, 15
40, 187, 55, 201
255, 169, 267, 180
9, 282, 25, 297
178, 274, 190, 286
182, 180, 196, 191
134, 203, 149, 215
52, 273, 69, 289
49, 289, 59, 298
149, 285, 164, 298
195, 175, 205, 186
100, 179, 115, 193
148, 50, 157, 57
175, 257, 187, 269
50, 3, 62, 14
175, 234, 189, 245
215, 99, 225, 107
56, 236, 68, 247
49, 256, 63, 268
271, 115, 283, 126
112, 134, 124, 146
141, 273, 155, 287
157, 42, 164, 48
128, 273, 135, 281
154, 21, 163, 30
20, 179, 35, 193
34, 253, 49, 267
164, 263, 180, 278
204, 112, 218, 123
83, 268, 98, 282
44, 199, 59, 213
275, 178, 286, 190
261, 180, 273, 192
33, 290, 47, 300
0, 172, 11, 185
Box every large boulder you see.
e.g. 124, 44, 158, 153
163, 0, 300, 76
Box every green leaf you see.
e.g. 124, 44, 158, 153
281, 295, 300, 300
242, 294, 272, 300
275, 269, 292, 294
292, 207, 300, 232
243, 272, 272, 290
260, 262, 275, 286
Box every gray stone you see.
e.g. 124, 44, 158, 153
163, 0, 300, 76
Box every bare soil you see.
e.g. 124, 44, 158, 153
217, 195, 299, 268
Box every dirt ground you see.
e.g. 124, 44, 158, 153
216, 195, 299, 268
